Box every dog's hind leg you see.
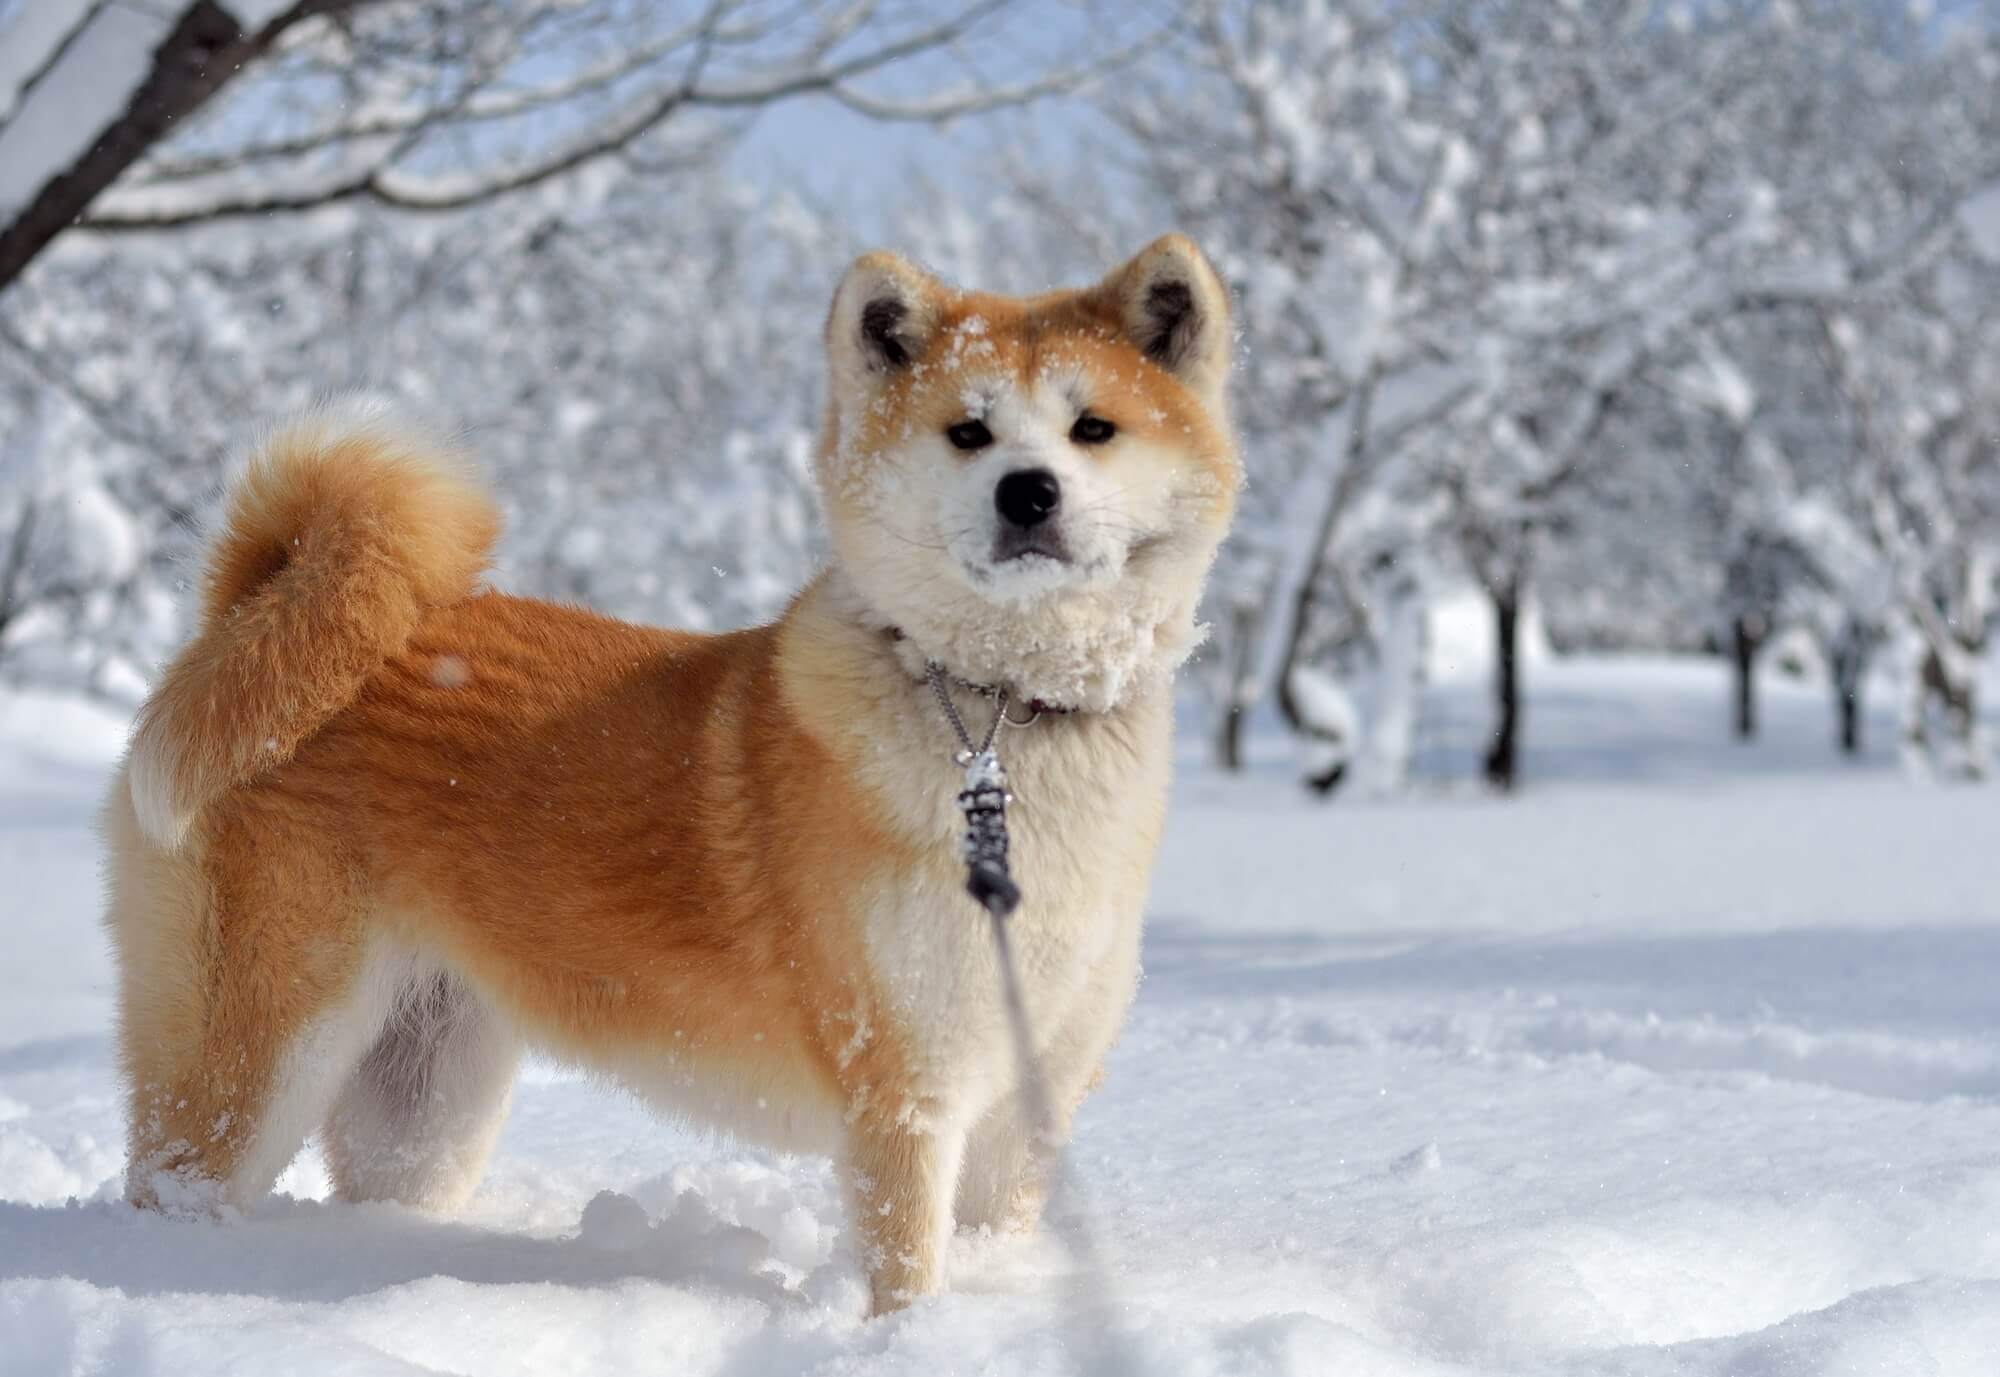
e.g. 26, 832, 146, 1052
322, 965, 519, 1213
104, 782, 391, 1214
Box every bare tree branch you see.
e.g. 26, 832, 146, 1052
76, 0, 1075, 228
8, 0, 1135, 280
0, 0, 365, 294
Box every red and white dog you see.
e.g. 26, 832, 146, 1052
106, 236, 1239, 1313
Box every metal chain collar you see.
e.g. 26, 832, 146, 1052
924, 660, 1010, 758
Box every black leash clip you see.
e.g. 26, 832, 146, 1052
956, 748, 1020, 918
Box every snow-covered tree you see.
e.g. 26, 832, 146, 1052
9, 0, 2000, 805
1109, 0, 1783, 787
1724, 0, 2000, 768
1107, 0, 1483, 778
1096, 0, 2000, 790
0, 167, 849, 692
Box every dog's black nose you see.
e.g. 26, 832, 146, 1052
995, 469, 1061, 529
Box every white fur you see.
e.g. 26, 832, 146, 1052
606, 1044, 845, 1158
323, 968, 520, 1211
767, 576, 1172, 1266
824, 364, 1226, 714
126, 728, 195, 853
155, 942, 419, 1211
853, 659, 1164, 1102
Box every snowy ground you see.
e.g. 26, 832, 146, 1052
4, 656, 1999, 1376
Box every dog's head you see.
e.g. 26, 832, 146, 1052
816, 236, 1240, 712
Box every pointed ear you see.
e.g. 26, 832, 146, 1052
1104, 235, 1232, 404
825, 251, 943, 390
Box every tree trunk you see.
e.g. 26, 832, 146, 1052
1483, 580, 1522, 791
0, 498, 38, 646
1908, 643, 1987, 779
1936, 652, 1984, 780
1946, 662, 1986, 781
1304, 757, 1347, 794
1213, 600, 1262, 772
1357, 582, 1428, 792
1827, 621, 1869, 757
1217, 703, 1246, 772
1276, 370, 1382, 734
1731, 614, 1763, 740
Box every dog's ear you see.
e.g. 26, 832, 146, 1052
1102, 235, 1232, 407
826, 251, 943, 390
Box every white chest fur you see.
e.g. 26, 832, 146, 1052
848, 673, 1172, 1120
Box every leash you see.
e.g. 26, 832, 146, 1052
923, 662, 1139, 1371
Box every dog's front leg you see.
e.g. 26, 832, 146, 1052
845, 1102, 967, 1316
961, 911, 1142, 1236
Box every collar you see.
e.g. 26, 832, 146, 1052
884, 626, 1078, 719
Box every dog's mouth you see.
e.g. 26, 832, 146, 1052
952, 520, 1142, 591
961, 529, 1081, 591
992, 525, 1071, 566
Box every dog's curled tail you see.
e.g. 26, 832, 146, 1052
129, 403, 499, 849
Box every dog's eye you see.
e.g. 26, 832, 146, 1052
946, 420, 993, 451
1070, 414, 1116, 445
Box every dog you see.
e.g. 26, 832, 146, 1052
103, 235, 1239, 1313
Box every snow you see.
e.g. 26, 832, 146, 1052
61, 480, 142, 584
1285, 663, 1357, 741
1425, 589, 1550, 683
219, 0, 296, 27
5, 654, 2000, 1375
1959, 179, 2000, 263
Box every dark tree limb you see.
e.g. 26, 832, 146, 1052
0, 0, 361, 295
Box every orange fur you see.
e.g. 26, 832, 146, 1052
105, 240, 1240, 1315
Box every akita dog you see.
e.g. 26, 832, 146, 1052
105, 235, 1239, 1313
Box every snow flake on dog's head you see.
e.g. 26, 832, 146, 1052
816, 236, 1241, 711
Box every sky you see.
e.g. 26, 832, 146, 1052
730, 97, 964, 214
724, 0, 1150, 235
